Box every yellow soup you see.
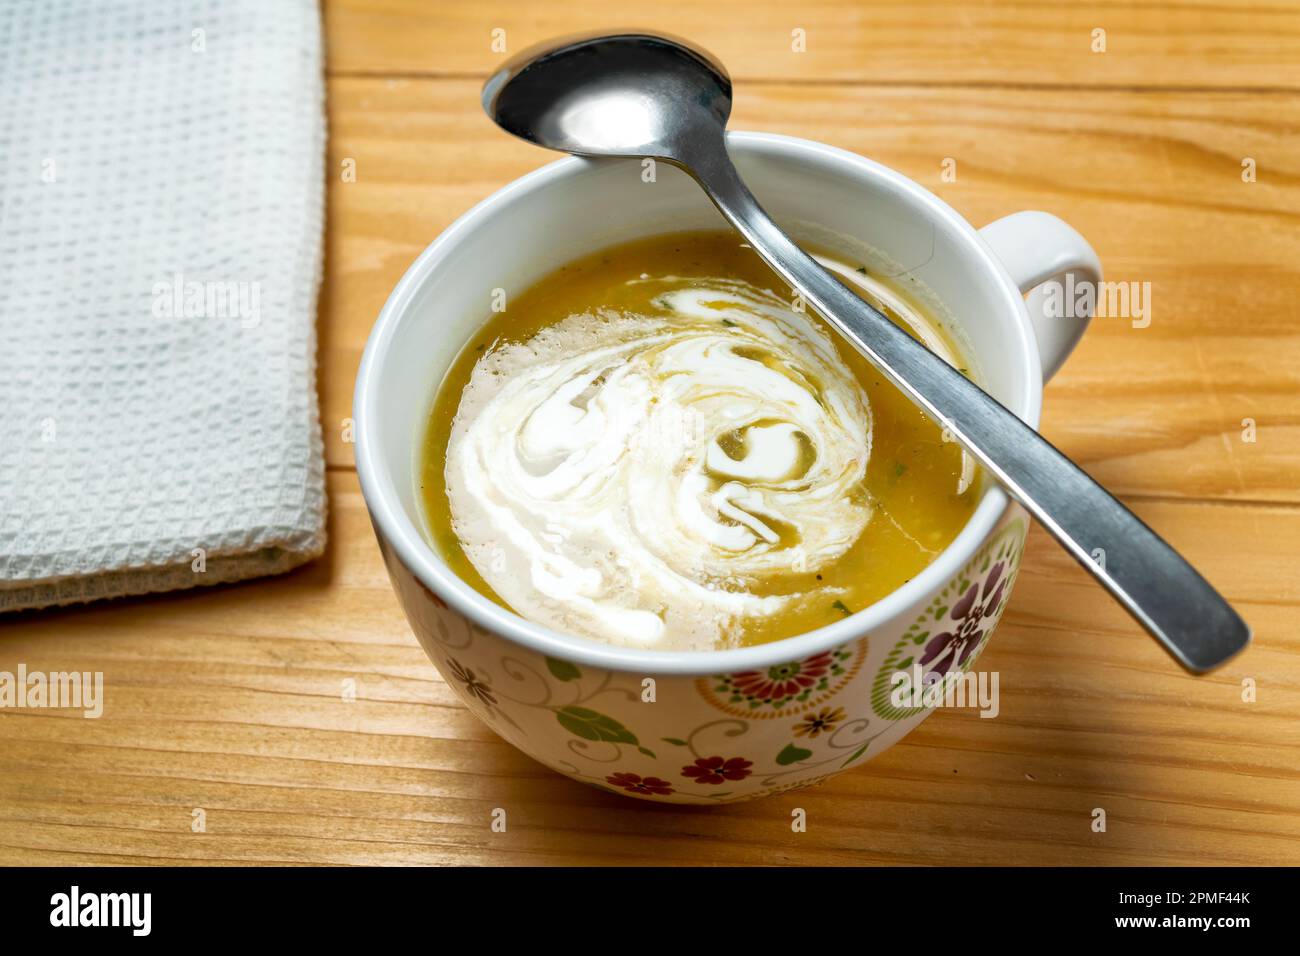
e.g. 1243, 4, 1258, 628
420, 231, 979, 651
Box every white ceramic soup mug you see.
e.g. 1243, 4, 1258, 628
355, 132, 1101, 804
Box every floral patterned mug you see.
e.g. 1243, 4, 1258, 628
355, 133, 1100, 803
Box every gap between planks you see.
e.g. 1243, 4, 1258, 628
324, 69, 1300, 95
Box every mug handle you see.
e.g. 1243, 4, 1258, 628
978, 211, 1103, 383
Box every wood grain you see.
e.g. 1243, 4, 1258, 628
0, 473, 1295, 866
321, 79, 1300, 500
2, 0, 1297, 868
323, 0, 1300, 89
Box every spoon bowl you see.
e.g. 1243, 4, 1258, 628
484, 32, 733, 162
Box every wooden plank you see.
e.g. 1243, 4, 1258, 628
321, 78, 1300, 501
323, 0, 1300, 89
0, 472, 1294, 866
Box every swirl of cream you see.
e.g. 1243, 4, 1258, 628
444, 278, 872, 650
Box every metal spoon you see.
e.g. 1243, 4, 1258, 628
481, 32, 1250, 673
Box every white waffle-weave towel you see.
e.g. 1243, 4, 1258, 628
0, 0, 327, 611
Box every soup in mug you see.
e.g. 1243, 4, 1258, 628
420, 231, 979, 651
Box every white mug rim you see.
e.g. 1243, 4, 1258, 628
355, 131, 1042, 676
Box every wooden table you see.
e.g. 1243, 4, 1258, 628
2, 0, 1297, 866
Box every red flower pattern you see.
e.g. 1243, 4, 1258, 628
446, 657, 496, 707
607, 772, 675, 796
681, 756, 753, 785
727, 650, 838, 706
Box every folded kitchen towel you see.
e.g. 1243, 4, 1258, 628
0, 0, 327, 611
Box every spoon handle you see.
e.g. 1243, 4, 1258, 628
685, 147, 1250, 673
